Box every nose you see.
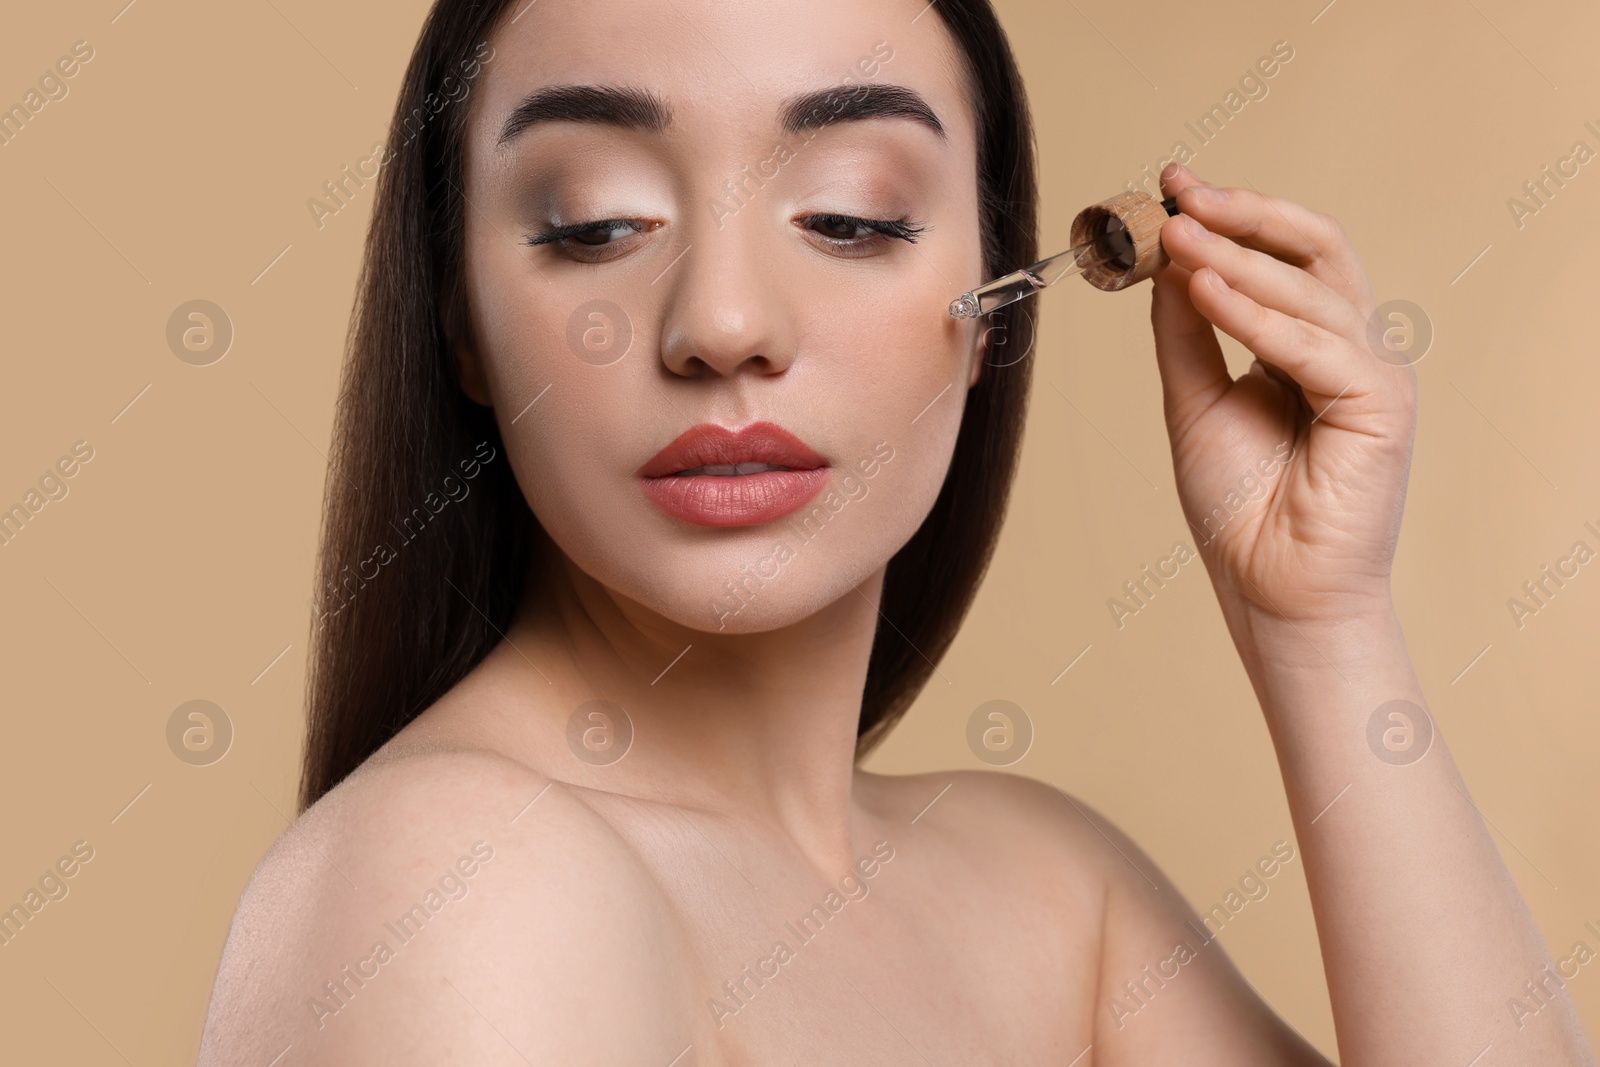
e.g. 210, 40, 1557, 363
656, 218, 798, 379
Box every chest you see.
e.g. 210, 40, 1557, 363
611, 818, 1100, 1064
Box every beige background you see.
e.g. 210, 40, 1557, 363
2, 0, 1597, 1061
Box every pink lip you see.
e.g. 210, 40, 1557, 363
637, 421, 831, 528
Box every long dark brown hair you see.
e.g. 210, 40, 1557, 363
299, 0, 1039, 811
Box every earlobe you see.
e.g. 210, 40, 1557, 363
453, 338, 492, 407
968, 329, 988, 389
441, 287, 489, 409
442, 293, 492, 406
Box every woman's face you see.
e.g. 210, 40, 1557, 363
456, 0, 990, 633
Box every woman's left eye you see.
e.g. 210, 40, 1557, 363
800, 214, 928, 256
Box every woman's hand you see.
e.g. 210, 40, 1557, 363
1149, 163, 1418, 629
1142, 167, 1599, 1067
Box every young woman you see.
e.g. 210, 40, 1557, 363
199, 0, 1595, 1063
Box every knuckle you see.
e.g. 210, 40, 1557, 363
1312, 210, 1347, 247
1293, 315, 1323, 352
1239, 202, 1270, 240
1247, 298, 1275, 342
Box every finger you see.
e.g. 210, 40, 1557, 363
1185, 265, 1371, 405
1159, 160, 1211, 200
1149, 257, 1233, 431
1162, 166, 1373, 312
1161, 212, 1366, 341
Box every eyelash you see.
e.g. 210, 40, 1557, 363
521, 213, 928, 263
807, 214, 929, 254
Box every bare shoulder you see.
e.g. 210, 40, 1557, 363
855, 767, 1329, 1064
856, 765, 1141, 883
199, 747, 698, 1066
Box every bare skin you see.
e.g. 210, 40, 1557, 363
198, 0, 1596, 1064
197, 557, 1324, 1065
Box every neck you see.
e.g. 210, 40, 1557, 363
498, 539, 884, 875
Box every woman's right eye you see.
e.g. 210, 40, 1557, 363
523, 219, 650, 263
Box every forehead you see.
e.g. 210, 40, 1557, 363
467, 0, 976, 156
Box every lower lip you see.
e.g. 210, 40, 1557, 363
639, 468, 831, 527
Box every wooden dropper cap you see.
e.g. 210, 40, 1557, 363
1069, 191, 1179, 292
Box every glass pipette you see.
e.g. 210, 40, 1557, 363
948, 196, 1178, 318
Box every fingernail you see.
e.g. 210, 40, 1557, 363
1161, 162, 1181, 181
1185, 184, 1226, 205
1206, 268, 1229, 291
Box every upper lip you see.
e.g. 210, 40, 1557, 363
637, 421, 828, 478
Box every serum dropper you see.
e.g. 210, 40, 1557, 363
949, 192, 1180, 318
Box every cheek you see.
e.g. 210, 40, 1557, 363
808, 300, 979, 508
467, 274, 650, 541
490, 366, 654, 561
804, 269, 978, 418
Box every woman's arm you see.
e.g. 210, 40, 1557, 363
1226, 586, 1593, 1065
1142, 162, 1595, 1065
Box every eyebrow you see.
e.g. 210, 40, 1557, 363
495, 82, 947, 146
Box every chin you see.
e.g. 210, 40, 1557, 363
579, 530, 888, 636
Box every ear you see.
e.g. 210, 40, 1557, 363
967, 318, 990, 389
453, 335, 492, 407
442, 293, 492, 407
